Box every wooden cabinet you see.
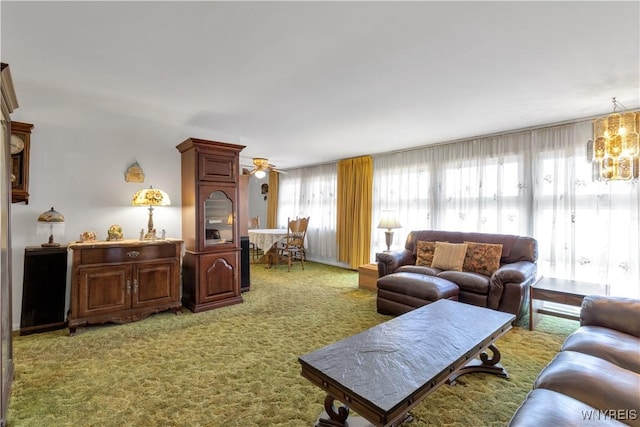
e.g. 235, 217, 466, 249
176, 138, 245, 312
67, 239, 183, 334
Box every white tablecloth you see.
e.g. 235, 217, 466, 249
248, 228, 288, 251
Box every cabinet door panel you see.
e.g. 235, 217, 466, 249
199, 251, 239, 303
199, 152, 236, 182
132, 262, 175, 308
78, 265, 130, 317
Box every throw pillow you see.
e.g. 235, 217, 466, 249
415, 241, 436, 266
463, 241, 503, 277
431, 241, 468, 271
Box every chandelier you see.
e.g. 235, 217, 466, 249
589, 98, 639, 181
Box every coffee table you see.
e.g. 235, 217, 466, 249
298, 299, 515, 427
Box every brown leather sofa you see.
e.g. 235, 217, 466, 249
375, 230, 537, 321
509, 295, 640, 426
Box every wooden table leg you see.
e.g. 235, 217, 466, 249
316, 395, 350, 427
447, 344, 509, 384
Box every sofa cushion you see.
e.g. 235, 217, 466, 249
508, 389, 627, 426
463, 241, 503, 276
534, 351, 640, 423
415, 240, 436, 266
581, 295, 640, 338
561, 326, 640, 373
395, 265, 440, 276
377, 272, 459, 302
438, 270, 491, 294
431, 242, 467, 271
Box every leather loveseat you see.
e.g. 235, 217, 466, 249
509, 295, 640, 426
375, 230, 537, 321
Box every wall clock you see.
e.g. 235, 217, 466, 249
10, 121, 33, 204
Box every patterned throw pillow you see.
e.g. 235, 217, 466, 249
416, 241, 436, 266
430, 241, 468, 271
462, 241, 503, 277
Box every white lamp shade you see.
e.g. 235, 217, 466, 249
377, 210, 401, 229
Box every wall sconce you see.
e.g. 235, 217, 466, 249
132, 186, 171, 240
377, 209, 402, 252
37, 207, 65, 247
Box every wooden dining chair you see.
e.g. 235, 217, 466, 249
248, 216, 262, 259
276, 216, 310, 271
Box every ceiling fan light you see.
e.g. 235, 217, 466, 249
254, 170, 266, 179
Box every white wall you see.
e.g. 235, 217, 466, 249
9, 94, 299, 330
247, 174, 269, 228
8, 103, 196, 330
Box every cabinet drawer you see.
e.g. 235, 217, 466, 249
80, 244, 177, 265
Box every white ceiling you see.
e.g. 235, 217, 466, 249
2, 1, 639, 170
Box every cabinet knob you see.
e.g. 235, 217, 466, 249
127, 251, 140, 258
126, 279, 131, 294
133, 278, 138, 293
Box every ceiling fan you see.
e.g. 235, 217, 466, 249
248, 158, 287, 178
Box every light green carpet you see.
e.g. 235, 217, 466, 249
8, 262, 576, 426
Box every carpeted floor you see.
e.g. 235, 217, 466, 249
8, 261, 576, 426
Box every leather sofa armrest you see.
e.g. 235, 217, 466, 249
376, 250, 414, 277
493, 261, 536, 284
580, 295, 640, 338
489, 261, 537, 312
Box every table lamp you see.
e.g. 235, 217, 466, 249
37, 207, 65, 247
377, 210, 401, 252
132, 186, 171, 240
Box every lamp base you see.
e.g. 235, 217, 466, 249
384, 230, 394, 252
42, 234, 60, 247
142, 230, 156, 240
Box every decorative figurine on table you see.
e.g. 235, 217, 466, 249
160, 229, 166, 240
79, 231, 97, 243
107, 224, 124, 241
139, 228, 144, 241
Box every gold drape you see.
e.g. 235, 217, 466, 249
337, 156, 373, 269
266, 171, 279, 228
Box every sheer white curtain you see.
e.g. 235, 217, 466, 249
372, 120, 640, 298
430, 133, 532, 234
371, 150, 434, 256
532, 122, 640, 298
277, 162, 340, 264
372, 131, 532, 255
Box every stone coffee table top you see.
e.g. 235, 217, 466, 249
299, 299, 515, 426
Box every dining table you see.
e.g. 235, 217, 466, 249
247, 228, 288, 267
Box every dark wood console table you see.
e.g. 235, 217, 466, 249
299, 300, 515, 427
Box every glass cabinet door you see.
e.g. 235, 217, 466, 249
203, 190, 234, 247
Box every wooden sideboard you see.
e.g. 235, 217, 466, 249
67, 239, 183, 334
